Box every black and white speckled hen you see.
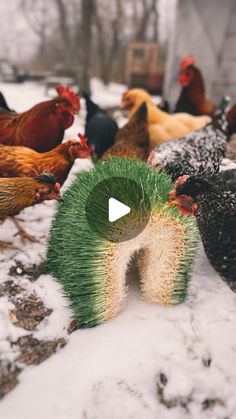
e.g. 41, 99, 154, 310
169, 170, 236, 290
148, 97, 236, 181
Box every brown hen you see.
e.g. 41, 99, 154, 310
0, 173, 61, 249
0, 134, 91, 186
102, 102, 150, 160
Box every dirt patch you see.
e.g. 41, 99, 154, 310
16, 335, 66, 366
202, 398, 226, 410
0, 336, 66, 400
0, 361, 21, 400
0, 280, 25, 297
12, 293, 53, 331
0, 259, 68, 400
8, 260, 47, 281
156, 372, 226, 414
157, 372, 193, 412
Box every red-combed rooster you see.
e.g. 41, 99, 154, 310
175, 54, 215, 116
0, 85, 80, 152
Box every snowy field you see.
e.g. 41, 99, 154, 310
0, 80, 236, 419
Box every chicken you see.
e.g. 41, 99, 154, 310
121, 88, 210, 150
158, 98, 170, 113
0, 173, 61, 248
0, 91, 14, 112
148, 98, 234, 180
169, 170, 236, 291
226, 102, 236, 135
175, 55, 215, 116
83, 92, 118, 158
0, 133, 91, 186
102, 102, 149, 160
0, 85, 80, 152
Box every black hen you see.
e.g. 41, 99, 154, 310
83, 92, 118, 158
0, 91, 14, 112
148, 97, 233, 181
170, 170, 236, 290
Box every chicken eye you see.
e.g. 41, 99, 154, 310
180, 195, 188, 202
35, 191, 41, 201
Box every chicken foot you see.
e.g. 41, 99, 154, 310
10, 217, 40, 244
0, 240, 20, 250
0, 219, 20, 250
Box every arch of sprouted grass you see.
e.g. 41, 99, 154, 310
47, 158, 198, 328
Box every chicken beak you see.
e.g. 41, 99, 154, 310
121, 97, 133, 110
166, 200, 178, 207
56, 194, 64, 203
54, 182, 63, 203
166, 190, 178, 207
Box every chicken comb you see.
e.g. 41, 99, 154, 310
169, 175, 190, 200
77, 133, 92, 153
56, 85, 80, 112
175, 175, 190, 187
35, 173, 57, 185
180, 54, 196, 70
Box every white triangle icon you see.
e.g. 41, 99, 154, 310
108, 198, 130, 222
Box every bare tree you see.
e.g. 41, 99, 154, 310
131, 0, 139, 28
135, 0, 158, 41
21, 0, 50, 57
54, 0, 71, 57
152, 0, 159, 42
21, 0, 160, 85
22, 0, 74, 68
94, 0, 124, 84
79, 0, 95, 93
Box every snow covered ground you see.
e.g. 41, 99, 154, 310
0, 80, 236, 419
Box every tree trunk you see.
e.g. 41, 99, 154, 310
54, 0, 72, 64
135, 0, 159, 41
94, 0, 123, 85
80, 0, 95, 94
152, 0, 159, 42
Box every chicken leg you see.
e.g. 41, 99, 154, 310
0, 240, 19, 250
10, 217, 40, 244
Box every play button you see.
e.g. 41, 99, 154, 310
85, 176, 151, 243
108, 198, 130, 222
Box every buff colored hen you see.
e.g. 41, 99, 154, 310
121, 88, 211, 150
